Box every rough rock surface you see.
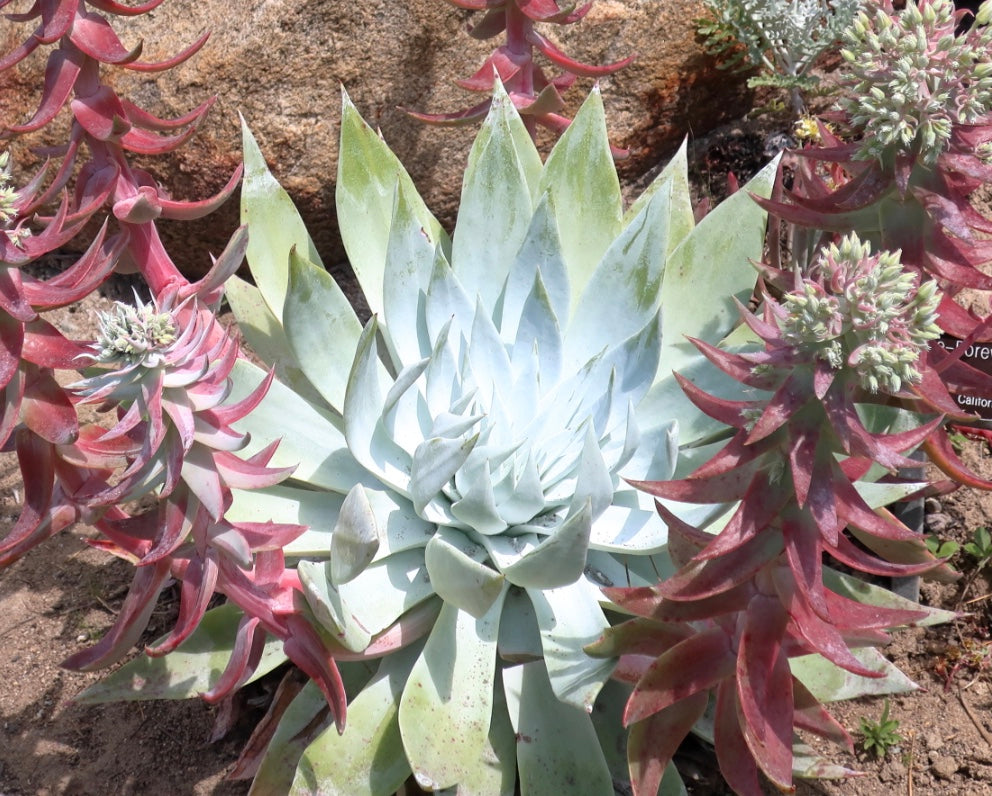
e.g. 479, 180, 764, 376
0, 0, 753, 277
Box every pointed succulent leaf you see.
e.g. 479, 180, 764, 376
790, 647, 917, 703
337, 88, 448, 316
335, 549, 436, 637
565, 177, 672, 370
538, 87, 622, 311
624, 139, 694, 252
284, 248, 362, 412
452, 79, 542, 308
75, 604, 285, 703
398, 593, 506, 791
659, 156, 779, 377
240, 117, 322, 319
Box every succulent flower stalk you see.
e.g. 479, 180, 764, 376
594, 234, 958, 796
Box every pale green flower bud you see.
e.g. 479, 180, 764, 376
95, 297, 178, 367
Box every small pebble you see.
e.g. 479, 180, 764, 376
932, 756, 959, 780
925, 497, 943, 513
75, 633, 88, 643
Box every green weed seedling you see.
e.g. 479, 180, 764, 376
860, 699, 903, 758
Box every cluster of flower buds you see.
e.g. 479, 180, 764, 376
779, 234, 941, 392
839, 0, 992, 164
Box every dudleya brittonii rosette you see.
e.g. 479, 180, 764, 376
79, 85, 777, 794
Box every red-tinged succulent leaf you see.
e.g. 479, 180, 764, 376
612, 654, 653, 685
693, 475, 789, 561
782, 507, 826, 619
186, 218, 248, 302
119, 122, 200, 155
747, 368, 813, 444
37, 0, 79, 42
912, 184, 989, 241
22, 367, 78, 445
125, 30, 209, 72
160, 164, 243, 225
0, 370, 26, 449
773, 570, 883, 678
0, 311, 24, 388
201, 616, 267, 702
112, 185, 161, 223
0, 266, 35, 323
455, 50, 521, 90
181, 444, 226, 520
122, 96, 213, 132
645, 582, 757, 623
144, 550, 220, 656
601, 585, 666, 618
656, 530, 784, 602
924, 431, 992, 490
21, 318, 87, 369
673, 371, 758, 429
87, 0, 167, 16
848, 512, 958, 582
691, 431, 779, 479
467, 7, 507, 39
829, 531, 944, 579
6, 48, 82, 133
213, 449, 295, 490
226, 668, 310, 780
824, 589, 929, 632
0, 495, 78, 568
625, 627, 735, 725
402, 99, 493, 126
526, 29, 635, 77
521, 0, 591, 24
62, 558, 172, 671
751, 191, 871, 234
70, 8, 143, 63
282, 613, 348, 732
627, 692, 709, 796
685, 336, 783, 391
737, 595, 794, 791
584, 617, 692, 659
714, 681, 764, 796
833, 476, 925, 544
140, 494, 196, 563
71, 86, 131, 141
793, 678, 853, 751
0, 430, 54, 552
230, 520, 307, 551
787, 422, 817, 507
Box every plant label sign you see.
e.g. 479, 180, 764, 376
936, 336, 992, 422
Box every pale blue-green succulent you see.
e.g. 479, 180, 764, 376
80, 85, 779, 794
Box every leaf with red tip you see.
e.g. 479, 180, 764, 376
0, 311, 23, 389
625, 627, 735, 724
145, 550, 219, 656
657, 530, 784, 602
22, 367, 78, 445
829, 531, 947, 579
126, 30, 209, 72
673, 371, 758, 429
782, 506, 826, 619
713, 682, 763, 796
520, 0, 591, 23
119, 122, 200, 155
824, 588, 927, 632
793, 678, 853, 751
213, 449, 295, 490
0, 430, 54, 556
160, 164, 243, 226
282, 614, 348, 732
627, 692, 708, 796
749, 369, 813, 444
924, 432, 992, 490
773, 568, 884, 678
71, 86, 131, 140
0, 370, 25, 449
200, 616, 267, 703
403, 99, 493, 126
455, 50, 520, 90
584, 617, 692, 659
686, 336, 783, 390
36, 0, 79, 41
692, 476, 789, 561
70, 9, 143, 63
62, 559, 172, 671
737, 595, 794, 791
6, 48, 81, 133
21, 318, 88, 368
526, 29, 635, 77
